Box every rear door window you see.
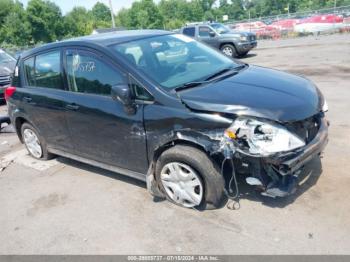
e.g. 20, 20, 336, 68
23, 51, 63, 89
35, 51, 63, 89
65, 49, 125, 96
183, 27, 195, 37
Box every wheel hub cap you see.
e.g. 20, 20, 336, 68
160, 162, 203, 208
23, 129, 42, 158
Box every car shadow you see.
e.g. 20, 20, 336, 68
241, 53, 257, 59
56, 156, 147, 189
56, 155, 322, 210
231, 156, 323, 208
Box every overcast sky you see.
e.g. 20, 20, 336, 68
18, 0, 156, 14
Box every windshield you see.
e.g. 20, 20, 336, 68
112, 34, 240, 90
210, 24, 231, 34
0, 50, 15, 64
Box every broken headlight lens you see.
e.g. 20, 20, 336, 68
225, 117, 305, 156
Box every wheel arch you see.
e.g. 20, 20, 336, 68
219, 42, 237, 51
152, 138, 211, 165
14, 117, 28, 142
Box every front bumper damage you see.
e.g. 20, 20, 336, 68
146, 114, 328, 200
238, 117, 329, 198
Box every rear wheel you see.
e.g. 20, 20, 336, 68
155, 145, 225, 209
220, 44, 237, 58
21, 122, 54, 160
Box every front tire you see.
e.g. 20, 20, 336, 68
21, 122, 54, 160
220, 44, 237, 58
155, 145, 225, 210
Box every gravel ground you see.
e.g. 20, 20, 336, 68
0, 33, 349, 254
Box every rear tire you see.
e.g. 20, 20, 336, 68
21, 122, 54, 160
155, 145, 225, 210
220, 44, 237, 58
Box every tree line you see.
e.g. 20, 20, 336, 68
1, 0, 349, 47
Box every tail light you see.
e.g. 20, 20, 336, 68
4, 86, 16, 101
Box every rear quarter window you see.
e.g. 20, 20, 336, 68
183, 27, 195, 37
23, 50, 63, 89
23, 57, 35, 86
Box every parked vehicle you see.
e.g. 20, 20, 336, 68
295, 14, 345, 33
0, 49, 16, 103
180, 23, 257, 58
6, 30, 328, 209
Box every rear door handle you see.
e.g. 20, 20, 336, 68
66, 103, 80, 111
23, 97, 32, 103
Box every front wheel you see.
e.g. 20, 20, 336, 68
220, 44, 237, 58
155, 145, 225, 209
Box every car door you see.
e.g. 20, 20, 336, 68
197, 26, 218, 48
20, 49, 73, 151
63, 48, 148, 174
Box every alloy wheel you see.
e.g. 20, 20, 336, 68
222, 46, 234, 57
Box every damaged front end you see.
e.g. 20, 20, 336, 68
146, 106, 329, 200
220, 112, 329, 198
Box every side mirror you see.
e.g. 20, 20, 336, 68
111, 84, 136, 114
209, 31, 216, 37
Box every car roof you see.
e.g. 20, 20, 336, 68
21, 29, 172, 59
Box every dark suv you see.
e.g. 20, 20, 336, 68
6, 30, 328, 209
0, 49, 16, 103
181, 23, 257, 58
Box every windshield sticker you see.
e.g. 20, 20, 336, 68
74, 61, 96, 72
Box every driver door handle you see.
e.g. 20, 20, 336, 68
66, 103, 80, 111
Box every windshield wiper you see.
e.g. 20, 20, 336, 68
175, 80, 211, 92
204, 64, 246, 81
174, 64, 247, 92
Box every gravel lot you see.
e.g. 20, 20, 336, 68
0, 34, 349, 254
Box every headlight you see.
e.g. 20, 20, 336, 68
240, 36, 247, 41
322, 100, 328, 112
225, 117, 305, 156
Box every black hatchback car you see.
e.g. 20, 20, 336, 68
6, 30, 328, 209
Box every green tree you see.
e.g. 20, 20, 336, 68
91, 2, 112, 28
64, 7, 94, 38
0, 0, 15, 24
118, 0, 164, 29
26, 0, 64, 43
0, 1, 32, 46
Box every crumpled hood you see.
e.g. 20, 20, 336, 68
0, 61, 16, 76
178, 65, 323, 122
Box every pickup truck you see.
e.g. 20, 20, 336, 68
180, 22, 257, 58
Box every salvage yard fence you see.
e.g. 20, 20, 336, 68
224, 5, 350, 40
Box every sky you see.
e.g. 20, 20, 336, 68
18, 0, 144, 14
